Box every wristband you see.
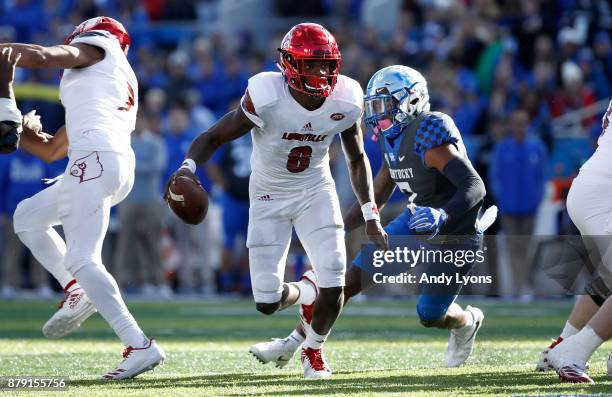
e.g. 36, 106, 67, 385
0, 97, 22, 124
361, 202, 380, 221
180, 158, 196, 173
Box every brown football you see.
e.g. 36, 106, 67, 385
166, 175, 208, 225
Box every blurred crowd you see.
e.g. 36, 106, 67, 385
0, 0, 611, 299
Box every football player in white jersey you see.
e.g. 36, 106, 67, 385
166, 23, 387, 379
0, 17, 165, 380
536, 99, 612, 383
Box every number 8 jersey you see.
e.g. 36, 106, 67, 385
240, 72, 363, 193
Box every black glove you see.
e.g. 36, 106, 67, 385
0, 120, 21, 154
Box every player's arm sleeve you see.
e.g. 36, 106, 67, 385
440, 156, 485, 221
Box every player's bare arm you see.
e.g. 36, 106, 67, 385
188, 107, 255, 165
0, 43, 104, 69
0, 47, 20, 98
165, 106, 255, 193
343, 162, 396, 233
340, 122, 388, 250
422, 143, 485, 222
19, 124, 68, 163
0, 47, 23, 154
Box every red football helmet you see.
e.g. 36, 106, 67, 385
65, 16, 131, 56
278, 23, 341, 97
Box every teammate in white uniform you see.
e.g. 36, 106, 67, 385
166, 23, 387, 379
0, 17, 165, 380
537, 99, 612, 383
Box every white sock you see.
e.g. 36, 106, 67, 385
560, 321, 579, 339
73, 263, 147, 347
447, 303, 473, 328
462, 309, 474, 328
304, 329, 328, 350
289, 279, 317, 306
17, 229, 73, 288
567, 325, 604, 365
288, 329, 305, 345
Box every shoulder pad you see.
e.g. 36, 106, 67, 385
333, 75, 364, 108
413, 112, 460, 158
246, 72, 282, 111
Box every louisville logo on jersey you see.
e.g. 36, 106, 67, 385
70, 151, 104, 183
282, 132, 327, 142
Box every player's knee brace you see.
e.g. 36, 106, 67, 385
252, 273, 282, 308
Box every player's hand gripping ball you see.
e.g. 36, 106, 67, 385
164, 169, 208, 225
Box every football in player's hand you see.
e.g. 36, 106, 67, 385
165, 174, 208, 225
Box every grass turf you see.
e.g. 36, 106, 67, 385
0, 298, 610, 396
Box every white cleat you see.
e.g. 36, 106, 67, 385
301, 347, 331, 379
42, 284, 97, 339
536, 337, 563, 372
249, 336, 302, 368
445, 305, 484, 367
102, 339, 165, 380
546, 337, 593, 383
556, 363, 594, 383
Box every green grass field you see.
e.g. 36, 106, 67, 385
0, 298, 611, 396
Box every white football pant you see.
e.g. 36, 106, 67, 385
14, 149, 147, 346
566, 170, 612, 290
247, 184, 346, 304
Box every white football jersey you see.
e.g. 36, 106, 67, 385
59, 30, 138, 155
580, 99, 612, 175
240, 72, 363, 193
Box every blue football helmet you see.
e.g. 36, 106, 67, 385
364, 65, 430, 140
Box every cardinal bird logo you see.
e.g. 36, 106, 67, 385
70, 151, 104, 183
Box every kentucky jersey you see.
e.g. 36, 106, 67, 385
240, 72, 362, 193
60, 30, 138, 155
580, 99, 612, 175
380, 111, 481, 234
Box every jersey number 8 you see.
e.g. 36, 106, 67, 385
286, 146, 312, 173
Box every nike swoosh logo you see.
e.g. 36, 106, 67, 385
399, 155, 406, 161
465, 321, 480, 344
